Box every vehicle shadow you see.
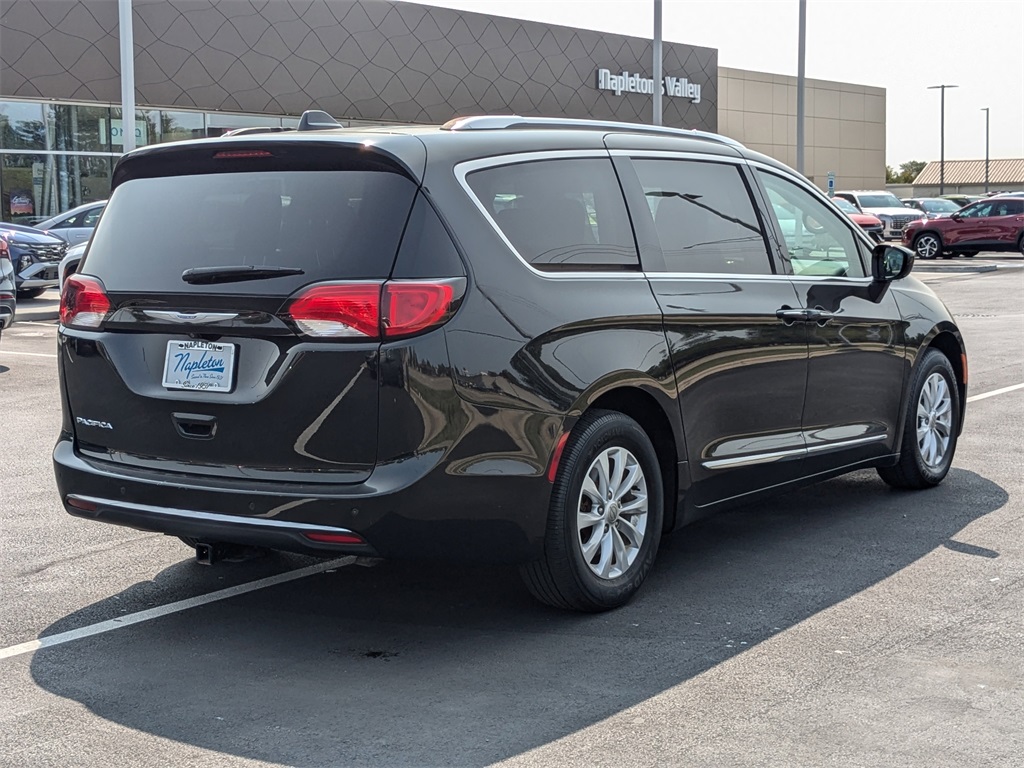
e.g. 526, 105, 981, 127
0, 364, 9, 374
30, 468, 1007, 766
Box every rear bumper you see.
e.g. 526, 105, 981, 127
64, 493, 380, 558
53, 436, 550, 564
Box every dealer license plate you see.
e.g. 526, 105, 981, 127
162, 340, 235, 392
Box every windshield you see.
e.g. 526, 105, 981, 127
921, 199, 961, 213
832, 198, 858, 214
858, 194, 905, 209
84, 170, 417, 294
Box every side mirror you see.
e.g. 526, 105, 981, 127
872, 243, 914, 282
951, 212, 962, 221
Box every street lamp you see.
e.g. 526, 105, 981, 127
652, 0, 662, 126
981, 107, 990, 194
927, 84, 958, 195
796, 0, 807, 175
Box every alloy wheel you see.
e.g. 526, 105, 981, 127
915, 234, 940, 259
916, 372, 953, 468
576, 446, 649, 580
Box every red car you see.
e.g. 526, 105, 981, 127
903, 196, 1024, 259
831, 196, 885, 242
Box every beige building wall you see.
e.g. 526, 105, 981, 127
719, 67, 886, 192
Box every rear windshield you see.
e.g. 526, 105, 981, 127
84, 170, 417, 294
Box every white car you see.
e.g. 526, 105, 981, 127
37, 200, 106, 245
833, 190, 925, 241
58, 241, 87, 286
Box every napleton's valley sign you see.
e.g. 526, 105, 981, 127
595, 68, 702, 104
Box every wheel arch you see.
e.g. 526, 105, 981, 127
581, 385, 681, 533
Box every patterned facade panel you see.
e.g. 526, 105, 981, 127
1, 0, 718, 131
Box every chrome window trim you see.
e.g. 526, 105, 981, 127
454, 151, 878, 285
701, 433, 887, 470
607, 149, 746, 165
454, 150, 649, 281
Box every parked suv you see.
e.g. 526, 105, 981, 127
834, 190, 925, 240
901, 197, 962, 219
55, 114, 967, 611
0, 223, 67, 298
903, 196, 1024, 259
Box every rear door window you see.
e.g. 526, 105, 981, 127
466, 158, 639, 272
632, 159, 772, 274
84, 170, 418, 294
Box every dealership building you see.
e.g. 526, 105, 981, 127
0, 0, 886, 221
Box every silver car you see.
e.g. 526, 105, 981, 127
37, 200, 106, 245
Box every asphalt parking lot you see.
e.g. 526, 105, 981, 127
1, 257, 1022, 767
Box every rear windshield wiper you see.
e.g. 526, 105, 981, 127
181, 265, 305, 285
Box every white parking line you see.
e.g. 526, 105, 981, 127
967, 382, 1024, 403
0, 557, 352, 662
0, 350, 56, 358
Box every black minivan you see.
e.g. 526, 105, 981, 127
55, 114, 967, 611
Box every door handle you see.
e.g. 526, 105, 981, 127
776, 306, 812, 325
776, 307, 839, 326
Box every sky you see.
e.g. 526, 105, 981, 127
411, 0, 1024, 168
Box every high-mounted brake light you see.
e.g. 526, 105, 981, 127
213, 149, 273, 159
60, 274, 112, 329
285, 280, 460, 340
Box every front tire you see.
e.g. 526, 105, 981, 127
913, 232, 942, 260
878, 349, 960, 489
521, 410, 664, 611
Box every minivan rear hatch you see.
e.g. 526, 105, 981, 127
61, 140, 421, 483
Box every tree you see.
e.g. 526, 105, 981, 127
898, 160, 926, 183
888, 161, 926, 184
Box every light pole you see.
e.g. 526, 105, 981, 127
981, 107, 990, 194
118, 0, 136, 152
652, 0, 662, 126
927, 84, 957, 195
796, 0, 806, 175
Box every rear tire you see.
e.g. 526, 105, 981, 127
913, 232, 941, 260
878, 349, 960, 490
17, 287, 46, 299
960, 251, 978, 258
1017, 233, 1024, 256
521, 409, 664, 612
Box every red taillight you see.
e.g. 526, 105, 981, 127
383, 282, 455, 338
286, 280, 459, 340
286, 283, 381, 338
60, 274, 112, 329
0, 237, 9, 260
303, 531, 365, 545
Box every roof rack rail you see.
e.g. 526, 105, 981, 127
441, 115, 744, 149
222, 126, 295, 137
297, 109, 342, 131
